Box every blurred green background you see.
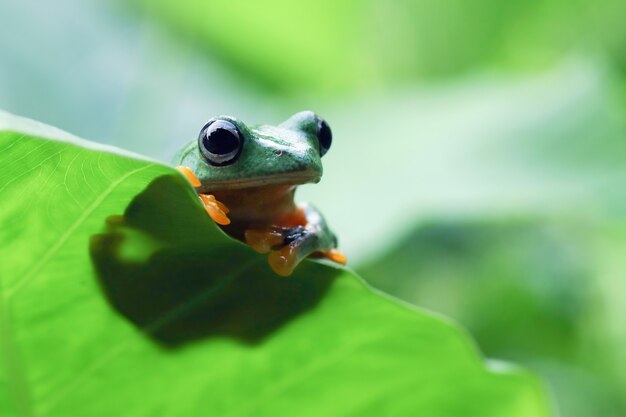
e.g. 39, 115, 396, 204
1, 0, 625, 415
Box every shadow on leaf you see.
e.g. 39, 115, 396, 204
90, 174, 339, 348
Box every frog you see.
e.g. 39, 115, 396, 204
174, 110, 346, 277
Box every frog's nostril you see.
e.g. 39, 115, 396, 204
273, 150, 283, 156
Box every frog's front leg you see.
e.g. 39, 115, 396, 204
245, 203, 346, 277
177, 166, 231, 225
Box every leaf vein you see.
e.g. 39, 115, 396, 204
5, 164, 152, 298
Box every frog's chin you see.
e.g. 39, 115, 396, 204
198, 172, 321, 192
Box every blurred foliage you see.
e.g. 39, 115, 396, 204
127, 0, 626, 95
0, 111, 550, 416
357, 218, 626, 417
299, 61, 626, 262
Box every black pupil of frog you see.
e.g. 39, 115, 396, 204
199, 120, 242, 166
204, 128, 239, 155
317, 118, 332, 156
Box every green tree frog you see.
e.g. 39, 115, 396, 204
174, 111, 345, 276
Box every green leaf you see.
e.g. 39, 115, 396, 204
0, 110, 550, 416
357, 218, 626, 417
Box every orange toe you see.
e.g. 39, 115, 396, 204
214, 199, 230, 214
268, 246, 297, 277
206, 204, 231, 225
245, 229, 284, 253
199, 194, 231, 225
324, 249, 347, 265
176, 166, 201, 187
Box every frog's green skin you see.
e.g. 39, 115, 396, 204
174, 111, 339, 276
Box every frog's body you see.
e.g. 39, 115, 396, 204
174, 111, 344, 276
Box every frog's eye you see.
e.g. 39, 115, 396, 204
315, 117, 332, 157
198, 119, 243, 166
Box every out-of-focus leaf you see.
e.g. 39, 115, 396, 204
300, 61, 626, 261
0, 110, 551, 416
126, 0, 626, 94
357, 217, 626, 417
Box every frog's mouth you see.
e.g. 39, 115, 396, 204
197, 172, 321, 192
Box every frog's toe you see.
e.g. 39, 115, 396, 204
268, 245, 298, 277
199, 194, 231, 225
176, 166, 201, 187
245, 225, 333, 276
323, 249, 347, 265
206, 204, 230, 225
244, 229, 284, 253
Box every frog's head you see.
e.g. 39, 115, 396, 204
176, 111, 332, 191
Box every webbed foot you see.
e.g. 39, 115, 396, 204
246, 213, 344, 277
267, 226, 316, 277
199, 194, 231, 225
